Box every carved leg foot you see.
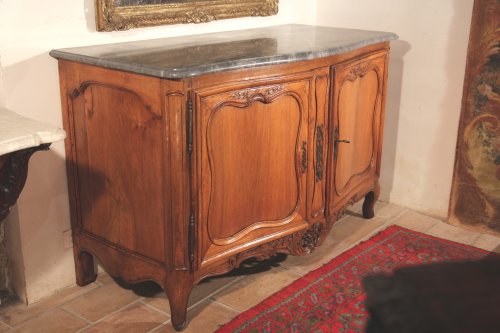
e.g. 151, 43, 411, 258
362, 182, 380, 219
168, 290, 190, 331
165, 273, 193, 331
74, 250, 97, 286
362, 191, 376, 219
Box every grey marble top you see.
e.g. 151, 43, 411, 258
50, 25, 398, 79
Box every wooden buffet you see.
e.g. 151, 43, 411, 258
50, 25, 397, 330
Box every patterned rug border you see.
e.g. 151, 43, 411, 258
215, 224, 494, 332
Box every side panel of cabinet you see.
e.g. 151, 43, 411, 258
328, 53, 388, 217
60, 61, 166, 263
194, 77, 313, 268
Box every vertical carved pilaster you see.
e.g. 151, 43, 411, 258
315, 125, 324, 182
301, 141, 307, 174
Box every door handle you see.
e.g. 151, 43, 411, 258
335, 139, 350, 144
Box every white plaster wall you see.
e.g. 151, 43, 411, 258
0, 56, 6, 106
0, 0, 317, 303
316, 0, 473, 217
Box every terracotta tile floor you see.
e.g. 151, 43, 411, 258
1, 202, 499, 332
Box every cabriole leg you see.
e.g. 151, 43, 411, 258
165, 272, 194, 331
362, 182, 380, 219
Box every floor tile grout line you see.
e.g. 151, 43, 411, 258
4, 307, 71, 331
210, 299, 242, 314
146, 319, 171, 333
94, 280, 105, 287
420, 220, 443, 234
273, 264, 304, 277
74, 298, 144, 333
4, 282, 104, 328
466, 232, 484, 247
145, 277, 251, 331
48, 282, 102, 310
423, 219, 484, 246
60, 306, 94, 325
185, 274, 247, 312
385, 207, 409, 225
327, 218, 401, 258
280, 264, 308, 277
0, 320, 14, 330
140, 299, 171, 317
425, 220, 443, 233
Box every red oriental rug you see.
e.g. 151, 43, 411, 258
214, 225, 493, 333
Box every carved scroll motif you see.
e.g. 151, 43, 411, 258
200, 221, 330, 282
301, 222, 324, 252
230, 84, 284, 100
347, 62, 373, 79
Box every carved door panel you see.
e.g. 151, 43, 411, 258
67, 68, 166, 263
328, 53, 387, 216
194, 79, 311, 268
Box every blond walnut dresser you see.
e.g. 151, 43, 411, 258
51, 25, 398, 330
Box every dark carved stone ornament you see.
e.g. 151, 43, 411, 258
0, 144, 50, 222
230, 84, 284, 100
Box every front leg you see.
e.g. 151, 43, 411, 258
164, 271, 194, 331
74, 249, 97, 286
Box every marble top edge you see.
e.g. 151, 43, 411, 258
50, 24, 398, 79
0, 106, 66, 156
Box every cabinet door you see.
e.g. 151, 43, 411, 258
328, 53, 387, 216
195, 79, 311, 267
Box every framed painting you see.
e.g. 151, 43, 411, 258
95, 0, 279, 31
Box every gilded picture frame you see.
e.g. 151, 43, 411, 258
95, 0, 279, 31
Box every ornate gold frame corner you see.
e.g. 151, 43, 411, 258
95, 0, 279, 32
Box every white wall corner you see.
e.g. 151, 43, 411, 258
315, 0, 474, 218
4, 206, 28, 304
0, 55, 7, 107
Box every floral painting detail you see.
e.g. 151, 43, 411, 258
449, 0, 500, 233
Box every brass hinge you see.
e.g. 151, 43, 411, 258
188, 213, 195, 267
186, 96, 193, 155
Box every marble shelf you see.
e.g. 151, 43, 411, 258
0, 106, 66, 156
